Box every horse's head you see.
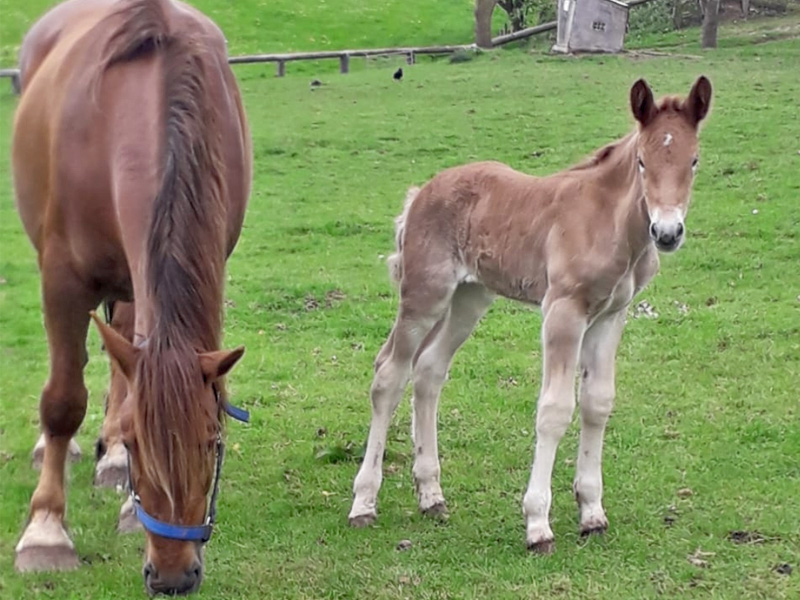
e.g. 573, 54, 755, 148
630, 76, 712, 253
92, 314, 244, 595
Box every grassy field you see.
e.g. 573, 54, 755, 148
2, 3, 800, 599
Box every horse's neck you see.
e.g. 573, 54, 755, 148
601, 133, 651, 256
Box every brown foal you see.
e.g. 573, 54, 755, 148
349, 76, 712, 552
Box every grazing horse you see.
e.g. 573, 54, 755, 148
12, 0, 251, 593
349, 77, 712, 551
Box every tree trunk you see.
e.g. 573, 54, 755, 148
475, 0, 498, 48
700, 0, 720, 48
741, 0, 750, 18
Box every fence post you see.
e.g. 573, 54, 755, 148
339, 54, 350, 74
276, 61, 286, 77
407, 51, 415, 65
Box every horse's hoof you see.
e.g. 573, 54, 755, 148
117, 497, 142, 534
348, 513, 377, 528
15, 545, 80, 572
94, 443, 128, 489
421, 502, 449, 521
15, 513, 79, 572
527, 538, 555, 555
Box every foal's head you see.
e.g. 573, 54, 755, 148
630, 76, 712, 252
93, 315, 244, 595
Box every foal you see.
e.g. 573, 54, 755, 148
349, 77, 712, 551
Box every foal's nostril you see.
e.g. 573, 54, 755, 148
649, 222, 658, 240
676, 222, 685, 237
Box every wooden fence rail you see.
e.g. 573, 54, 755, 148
0, 0, 660, 91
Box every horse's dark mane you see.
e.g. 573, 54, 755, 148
100, 0, 227, 509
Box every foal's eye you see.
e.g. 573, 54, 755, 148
637, 157, 645, 173
691, 157, 699, 170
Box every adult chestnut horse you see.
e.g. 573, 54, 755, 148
13, 0, 251, 594
349, 77, 712, 551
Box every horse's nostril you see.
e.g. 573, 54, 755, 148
649, 222, 658, 239
143, 562, 155, 583
676, 222, 685, 237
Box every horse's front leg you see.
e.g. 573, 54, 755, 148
16, 257, 99, 572
574, 309, 626, 536
523, 297, 586, 553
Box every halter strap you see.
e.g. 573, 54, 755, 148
127, 387, 248, 542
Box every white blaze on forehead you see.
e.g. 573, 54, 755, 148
663, 133, 673, 147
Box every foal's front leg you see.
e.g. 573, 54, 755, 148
523, 297, 586, 553
574, 309, 626, 536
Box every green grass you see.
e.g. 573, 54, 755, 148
2, 5, 800, 600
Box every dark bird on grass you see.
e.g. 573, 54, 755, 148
393, 68, 403, 81
310, 79, 322, 89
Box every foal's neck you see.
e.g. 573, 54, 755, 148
597, 132, 651, 256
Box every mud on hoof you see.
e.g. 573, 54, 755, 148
579, 515, 609, 538
420, 502, 449, 521
348, 513, 377, 528
526, 538, 555, 555
32, 436, 82, 470
117, 496, 142, 534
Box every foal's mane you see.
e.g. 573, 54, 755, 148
100, 0, 228, 508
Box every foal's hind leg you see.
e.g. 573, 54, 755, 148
16, 257, 99, 572
349, 276, 457, 527
574, 309, 625, 537
94, 301, 134, 489
411, 283, 493, 517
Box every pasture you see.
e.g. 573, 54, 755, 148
1, 3, 800, 598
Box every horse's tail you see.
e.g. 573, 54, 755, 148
387, 186, 421, 287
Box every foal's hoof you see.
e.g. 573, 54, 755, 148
526, 538, 555, 555
32, 436, 82, 470
94, 443, 128, 489
421, 502, 449, 521
15, 545, 80, 572
117, 497, 142, 534
579, 516, 609, 538
348, 513, 377, 528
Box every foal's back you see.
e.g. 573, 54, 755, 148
400, 147, 642, 307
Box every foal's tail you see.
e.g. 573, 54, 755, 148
387, 186, 420, 286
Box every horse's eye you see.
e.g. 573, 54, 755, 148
691, 157, 699, 169
637, 157, 645, 172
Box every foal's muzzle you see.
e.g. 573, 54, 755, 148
649, 220, 685, 252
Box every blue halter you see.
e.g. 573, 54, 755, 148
127, 388, 249, 543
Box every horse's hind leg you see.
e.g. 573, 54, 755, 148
574, 309, 625, 537
349, 272, 457, 527
411, 283, 493, 518
32, 433, 82, 469
94, 301, 134, 490
15, 258, 99, 572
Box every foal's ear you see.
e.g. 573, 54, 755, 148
630, 78, 657, 127
90, 311, 140, 380
685, 75, 712, 127
199, 346, 245, 383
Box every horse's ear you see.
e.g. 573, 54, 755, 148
199, 346, 245, 383
686, 75, 712, 127
630, 78, 656, 126
90, 311, 140, 380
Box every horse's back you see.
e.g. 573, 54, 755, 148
13, 0, 250, 295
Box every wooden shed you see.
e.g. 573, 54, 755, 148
552, 0, 630, 54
